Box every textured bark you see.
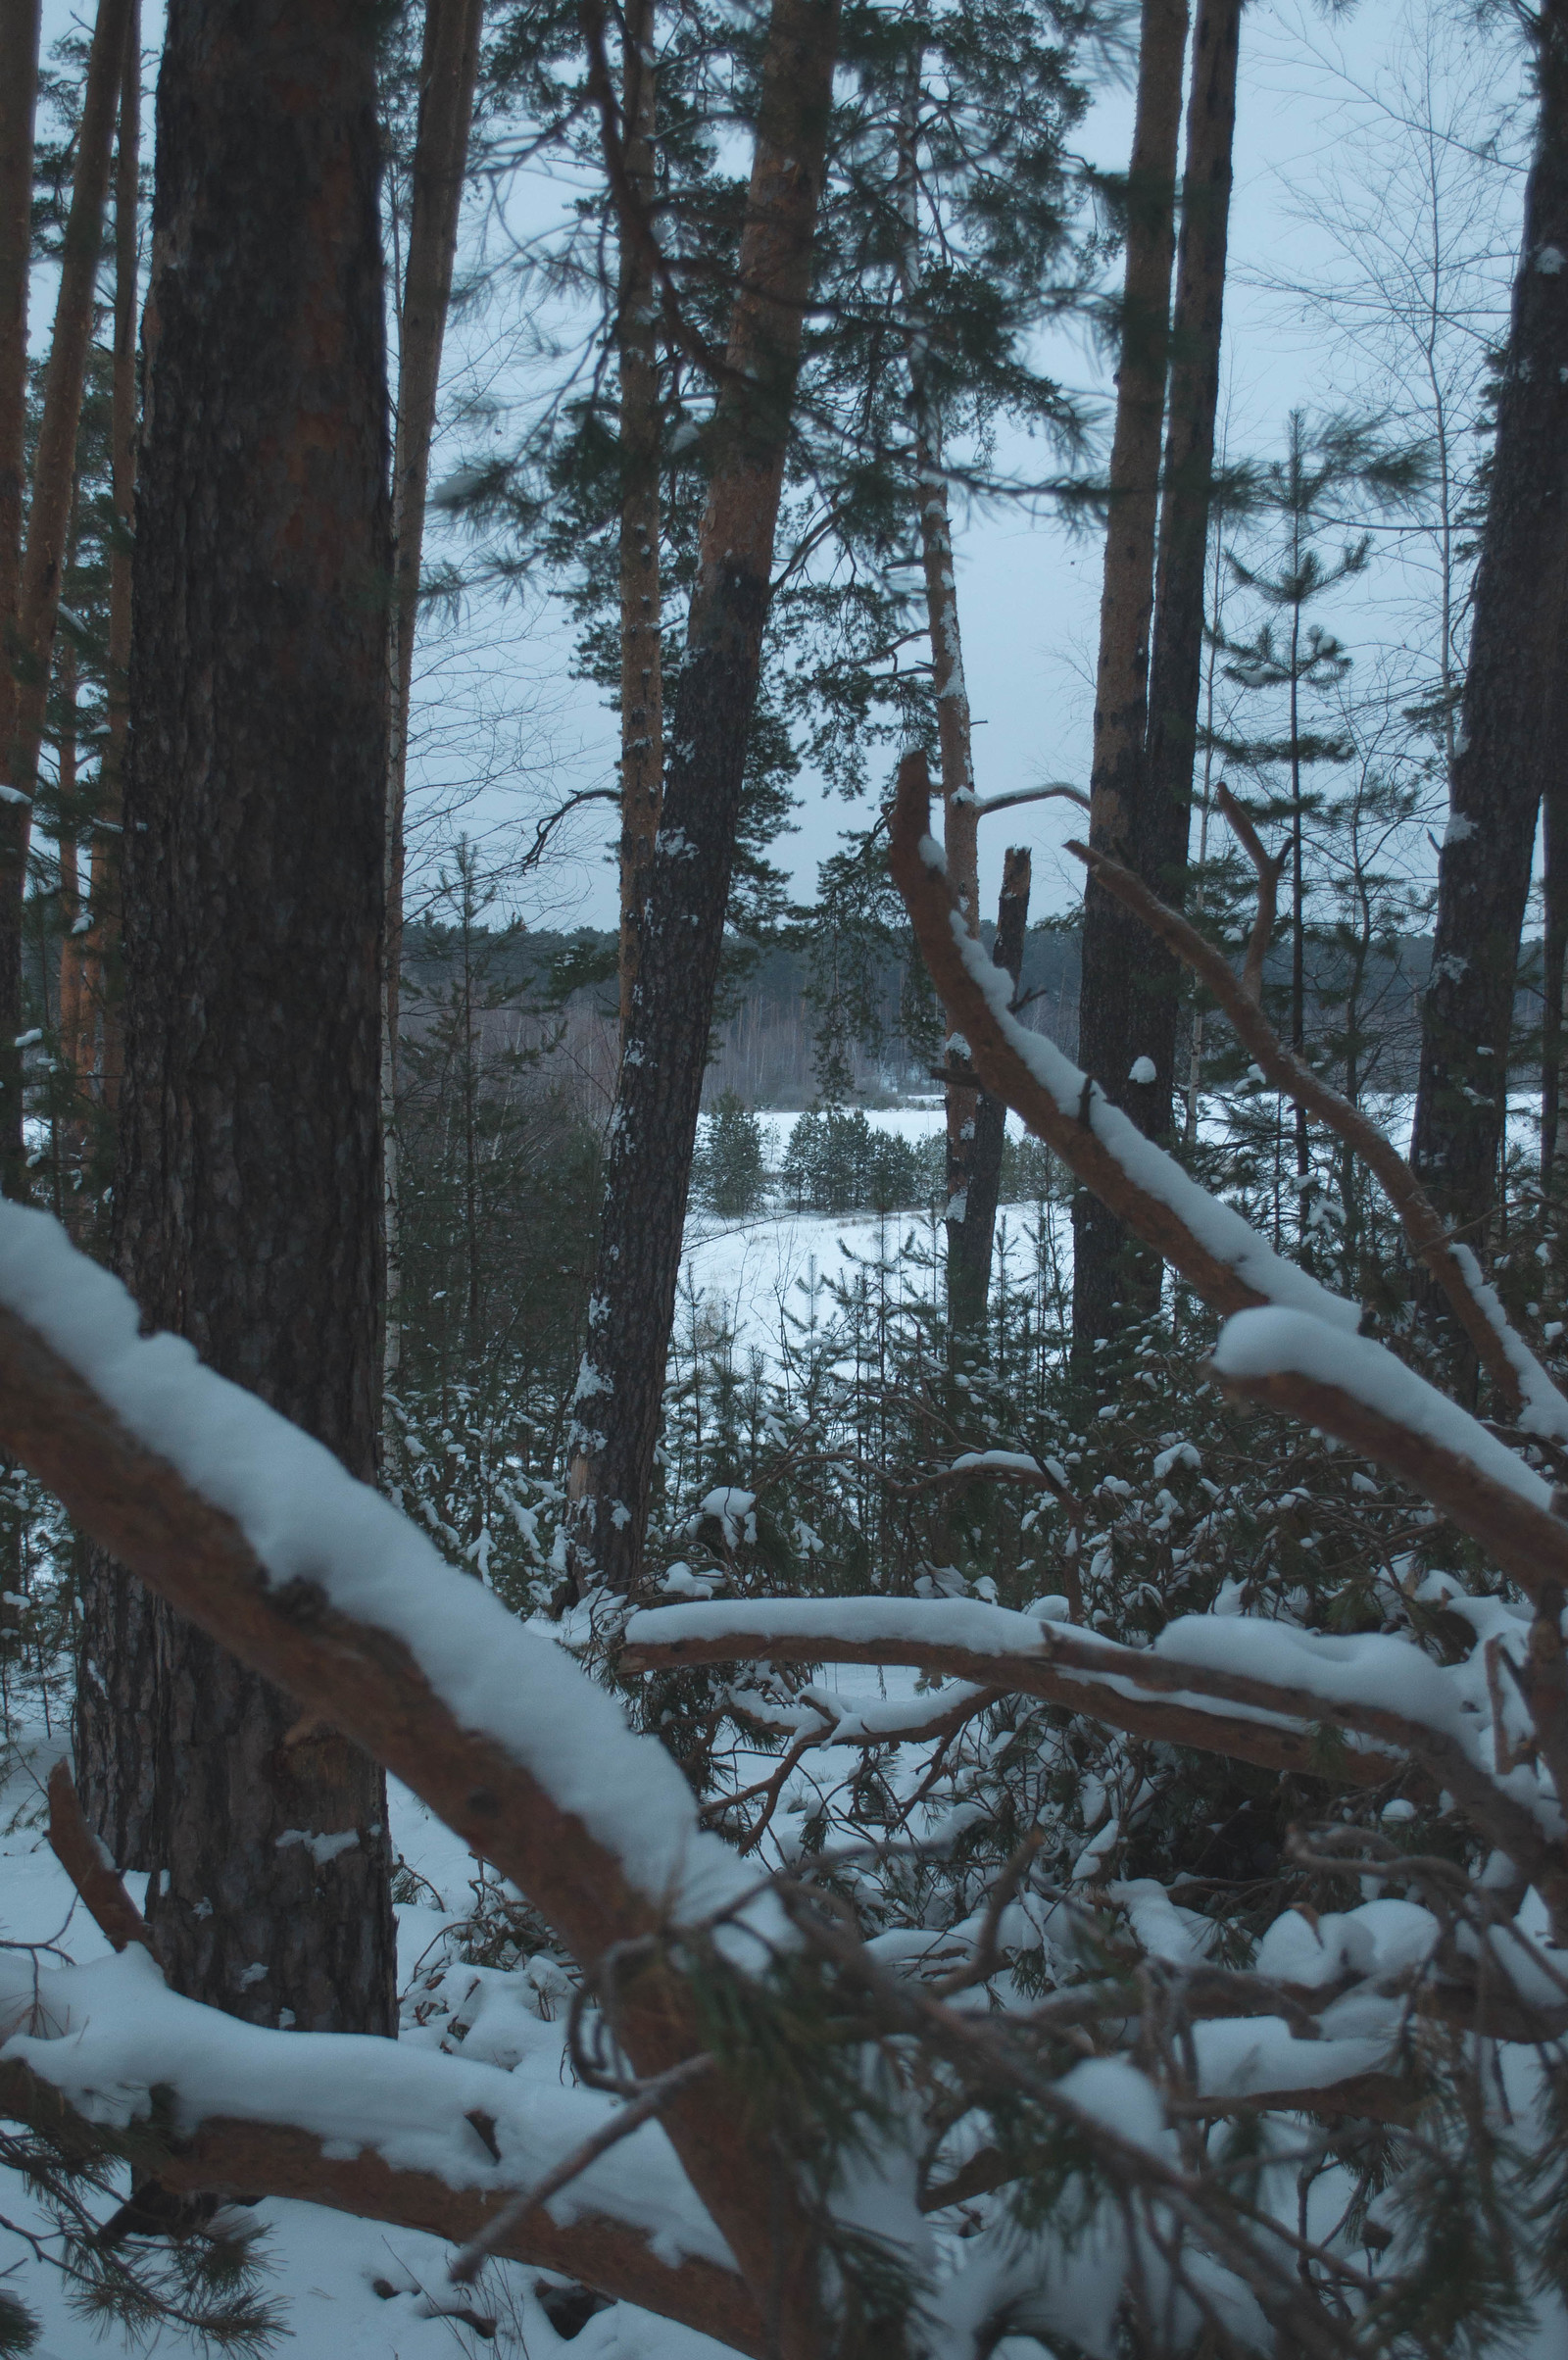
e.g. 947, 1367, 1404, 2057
947, 848, 1031, 1332
894, 54, 988, 1326
1545, 762, 1568, 1187
615, 0, 663, 1039
61, 0, 139, 1122
1137, 0, 1242, 1120
1410, 0, 1568, 1264
87, 0, 397, 2034
0, 0, 131, 1200
565, 0, 840, 1596
1070, 0, 1187, 1362
73, 17, 146, 1868
0, 0, 39, 778
382, 0, 483, 1407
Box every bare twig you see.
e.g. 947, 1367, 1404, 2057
448, 2051, 715, 2286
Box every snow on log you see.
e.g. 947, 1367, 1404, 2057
0, 1948, 760, 2352
0, 1200, 839, 2341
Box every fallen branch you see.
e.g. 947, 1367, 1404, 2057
46, 1761, 156, 1959
887, 750, 1358, 1331
0, 2055, 763, 2354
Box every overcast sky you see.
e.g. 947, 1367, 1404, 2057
403, 0, 1528, 938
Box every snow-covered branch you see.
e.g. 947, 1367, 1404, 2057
888, 750, 1361, 1330
1070, 827, 1564, 1428
0, 1201, 830, 2353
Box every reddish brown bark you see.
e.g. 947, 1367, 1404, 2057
79, 0, 398, 2036
58, 0, 138, 1128
0, 0, 132, 1199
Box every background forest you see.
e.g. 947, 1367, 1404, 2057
0, 0, 1567, 2355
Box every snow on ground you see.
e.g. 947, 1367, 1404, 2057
0, 1729, 742, 2360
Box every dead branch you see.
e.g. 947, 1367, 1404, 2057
972, 782, 1090, 819
887, 750, 1340, 1320
1213, 782, 1287, 1007
626, 1599, 1564, 1908
45, 1761, 156, 1959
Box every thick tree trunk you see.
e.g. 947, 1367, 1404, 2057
1410, 0, 1568, 1272
565, 0, 840, 1597
1070, 0, 1188, 1365
1138, 0, 1242, 1118
616, 0, 663, 1040
87, 0, 397, 2034
0, 0, 131, 1201
948, 847, 1032, 1332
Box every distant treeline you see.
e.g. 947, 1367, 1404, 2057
401, 919, 1551, 1110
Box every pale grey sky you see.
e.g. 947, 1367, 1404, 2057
407, 0, 1527, 937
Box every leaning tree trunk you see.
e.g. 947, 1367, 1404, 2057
83, 0, 397, 2036
564, 0, 841, 1598
1410, 0, 1568, 1283
382, 0, 484, 1403
1070, 0, 1188, 1367
1137, 0, 1242, 1120
948, 847, 1032, 1332
0, 0, 131, 1202
616, 0, 663, 1040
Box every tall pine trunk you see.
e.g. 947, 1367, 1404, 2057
894, 48, 988, 1333
616, 0, 663, 1039
0, 0, 131, 1201
1410, 0, 1568, 1289
87, 0, 397, 2034
0, 2, 40, 942
382, 0, 484, 1401
1070, 0, 1188, 1366
1138, 0, 1242, 1116
565, 0, 840, 1597
61, 0, 139, 1130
